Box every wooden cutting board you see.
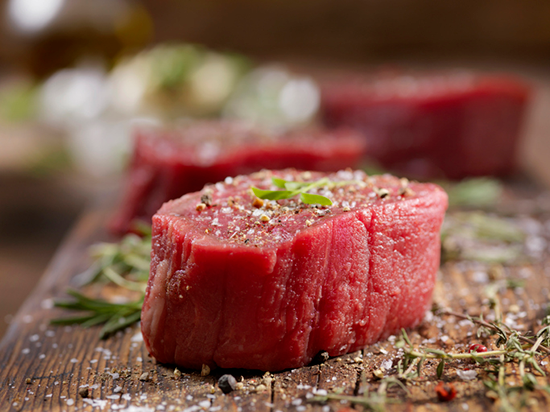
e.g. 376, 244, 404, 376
1, 179, 550, 412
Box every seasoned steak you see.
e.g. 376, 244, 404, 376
320, 72, 530, 179
110, 121, 366, 234
141, 169, 448, 371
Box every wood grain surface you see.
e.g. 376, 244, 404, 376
1, 180, 550, 411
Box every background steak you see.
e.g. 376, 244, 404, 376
141, 169, 448, 371
110, 121, 366, 234
320, 72, 531, 179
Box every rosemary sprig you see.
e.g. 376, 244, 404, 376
251, 177, 366, 206
52, 290, 143, 339
52, 228, 150, 338
444, 177, 503, 209
74, 227, 151, 287
441, 211, 526, 264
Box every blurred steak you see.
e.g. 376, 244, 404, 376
110, 121, 366, 234
320, 71, 531, 179
141, 169, 448, 371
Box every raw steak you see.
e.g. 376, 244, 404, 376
320, 71, 531, 179
141, 169, 448, 371
110, 121, 366, 234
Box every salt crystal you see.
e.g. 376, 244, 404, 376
22, 348, 30, 354
381, 360, 392, 370
198, 400, 211, 408
29, 334, 39, 342
457, 369, 477, 380
472, 271, 488, 283
131, 332, 143, 342
70, 358, 79, 363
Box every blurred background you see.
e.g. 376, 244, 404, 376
1, 0, 550, 338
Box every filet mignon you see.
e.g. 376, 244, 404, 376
320, 72, 531, 179
141, 169, 448, 371
110, 121, 366, 234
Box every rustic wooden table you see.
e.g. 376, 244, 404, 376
1, 179, 550, 412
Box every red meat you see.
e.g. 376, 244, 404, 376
110, 121, 366, 234
320, 72, 531, 179
141, 169, 448, 371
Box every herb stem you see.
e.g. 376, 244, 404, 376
439, 310, 550, 354
407, 349, 507, 360
530, 333, 546, 353
103, 267, 147, 292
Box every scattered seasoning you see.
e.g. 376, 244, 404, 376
196, 203, 207, 212
139, 372, 149, 381
201, 192, 213, 206
201, 364, 210, 376
25, 378, 31, 384
375, 188, 390, 199
252, 197, 264, 208
218, 374, 237, 394
78, 387, 89, 398
306, 220, 313, 227
174, 368, 182, 378
255, 384, 267, 392
435, 382, 457, 402
373, 369, 385, 379
398, 187, 415, 197
342, 206, 351, 212
259, 214, 270, 223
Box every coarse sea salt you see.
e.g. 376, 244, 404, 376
457, 369, 477, 380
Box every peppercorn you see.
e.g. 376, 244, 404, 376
218, 374, 237, 394
435, 382, 457, 402
468, 343, 488, 353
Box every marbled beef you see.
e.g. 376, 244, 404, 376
110, 121, 366, 234
141, 169, 448, 371
320, 72, 530, 179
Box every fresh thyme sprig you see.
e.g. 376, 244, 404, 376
251, 177, 366, 206
309, 377, 408, 412
52, 290, 143, 339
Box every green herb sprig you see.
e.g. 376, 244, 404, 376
52, 290, 143, 339
252, 176, 366, 206
309, 377, 407, 412
51, 228, 151, 338
444, 177, 503, 209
